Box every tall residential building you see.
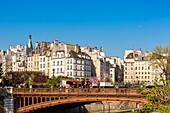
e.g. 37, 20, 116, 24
106, 56, 124, 83
51, 50, 65, 77
81, 46, 110, 81
66, 51, 91, 81
124, 49, 142, 83
124, 49, 164, 84
10, 45, 26, 71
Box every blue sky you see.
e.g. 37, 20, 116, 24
0, 0, 170, 58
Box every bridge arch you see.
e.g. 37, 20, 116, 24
14, 88, 147, 113
17, 97, 147, 113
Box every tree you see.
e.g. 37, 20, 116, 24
11, 71, 48, 87
140, 81, 170, 113
104, 74, 112, 83
33, 72, 48, 84
150, 45, 170, 84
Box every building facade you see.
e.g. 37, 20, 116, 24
106, 56, 124, 83
81, 46, 110, 82
124, 49, 164, 85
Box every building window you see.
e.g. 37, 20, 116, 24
67, 66, 69, 70
57, 68, 59, 73
142, 67, 144, 70
74, 59, 77, 64
43, 58, 45, 62
53, 69, 55, 73
57, 61, 59, 65
53, 61, 55, 66
125, 76, 127, 79
43, 64, 45, 68
60, 61, 63, 65
142, 57, 144, 60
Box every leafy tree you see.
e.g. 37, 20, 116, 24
11, 71, 48, 87
45, 75, 73, 87
150, 45, 170, 84
140, 81, 170, 113
33, 72, 48, 84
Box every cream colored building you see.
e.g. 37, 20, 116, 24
27, 55, 34, 71
106, 56, 124, 83
66, 51, 91, 81
51, 50, 65, 78
124, 49, 164, 84
124, 49, 142, 83
81, 46, 110, 81
45, 52, 51, 77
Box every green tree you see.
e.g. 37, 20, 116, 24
140, 81, 170, 113
150, 45, 170, 84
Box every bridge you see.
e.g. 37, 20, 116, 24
13, 88, 147, 113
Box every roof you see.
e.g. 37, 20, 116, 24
68, 51, 91, 60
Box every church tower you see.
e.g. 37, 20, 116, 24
28, 34, 33, 49
26, 34, 33, 55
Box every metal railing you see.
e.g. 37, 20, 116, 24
14, 88, 141, 96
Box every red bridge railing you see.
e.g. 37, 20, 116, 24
14, 88, 141, 96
